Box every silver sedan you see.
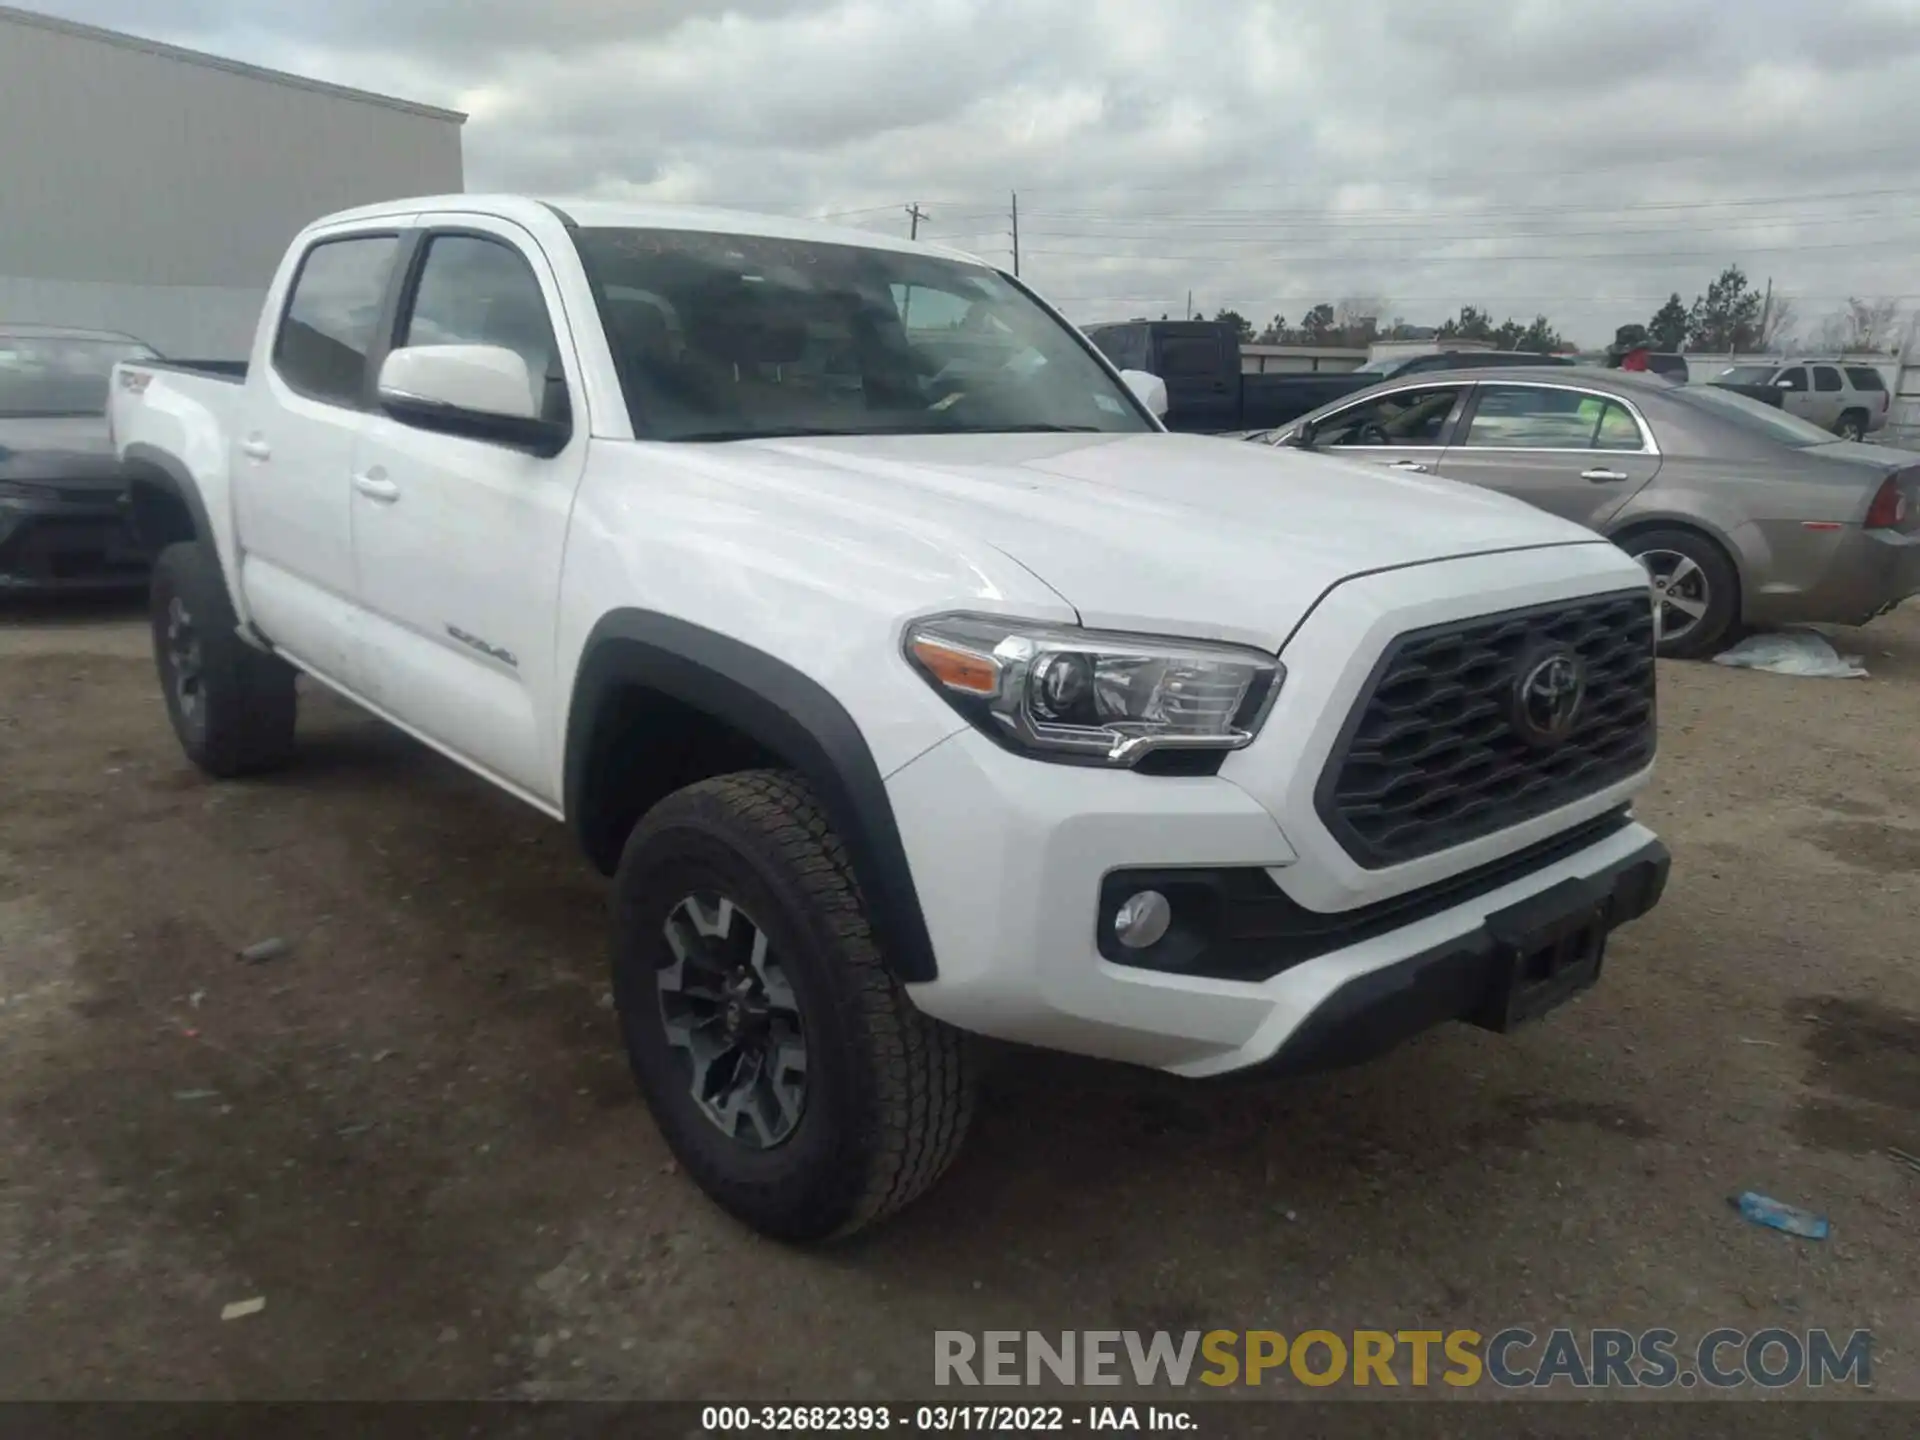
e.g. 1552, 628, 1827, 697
1249, 368, 1920, 657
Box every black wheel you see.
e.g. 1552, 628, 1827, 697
1835, 410, 1868, 442
1619, 527, 1740, 660
611, 771, 975, 1241
149, 541, 297, 776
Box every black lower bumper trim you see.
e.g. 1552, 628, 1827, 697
1237, 836, 1669, 1078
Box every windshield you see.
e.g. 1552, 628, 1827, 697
1676, 382, 1842, 448
1713, 365, 1777, 385
573, 228, 1153, 442
0, 334, 155, 417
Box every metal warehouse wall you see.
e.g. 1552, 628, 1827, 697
0, 5, 464, 358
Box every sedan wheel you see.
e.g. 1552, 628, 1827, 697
1621, 527, 1740, 659
1638, 548, 1711, 646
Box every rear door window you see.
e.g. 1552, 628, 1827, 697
1460, 384, 1609, 448
1813, 365, 1843, 393
273, 234, 401, 406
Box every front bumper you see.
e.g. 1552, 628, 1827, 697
0, 494, 150, 592
889, 725, 1667, 1077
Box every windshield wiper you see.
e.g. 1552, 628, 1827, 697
669, 426, 871, 442
972, 423, 1104, 433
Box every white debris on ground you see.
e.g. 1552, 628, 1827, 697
1712, 631, 1869, 678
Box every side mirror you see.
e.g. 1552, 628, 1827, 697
1119, 368, 1169, 418
1775, 377, 1797, 389
1286, 422, 1316, 449
377, 344, 568, 455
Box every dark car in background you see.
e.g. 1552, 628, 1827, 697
0, 324, 159, 593
1083, 318, 1571, 433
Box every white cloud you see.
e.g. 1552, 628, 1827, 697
23, 0, 1920, 345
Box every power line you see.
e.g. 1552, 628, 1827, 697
1023, 235, 1920, 266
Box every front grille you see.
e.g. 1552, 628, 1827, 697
1317, 590, 1655, 868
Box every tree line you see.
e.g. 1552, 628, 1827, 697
1194, 266, 1907, 356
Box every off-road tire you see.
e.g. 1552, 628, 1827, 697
611, 770, 975, 1241
149, 541, 297, 776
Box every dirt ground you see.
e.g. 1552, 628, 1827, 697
1, 596, 1916, 1405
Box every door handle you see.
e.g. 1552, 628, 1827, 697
1389, 459, 1430, 473
1581, 467, 1630, 482
240, 437, 271, 462
353, 469, 400, 503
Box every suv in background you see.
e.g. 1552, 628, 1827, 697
1709, 359, 1890, 440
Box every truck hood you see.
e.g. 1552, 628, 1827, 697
727, 430, 1605, 650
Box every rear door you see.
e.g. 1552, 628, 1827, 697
1810, 365, 1847, 429
1431, 381, 1661, 529
1148, 324, 1239, 431
1305, 382, 1468, 478
234, 228, 404, 687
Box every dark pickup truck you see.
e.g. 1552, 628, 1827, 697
1082, 319, 1574, 433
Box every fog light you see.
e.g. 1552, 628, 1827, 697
1112, 890, 1172, 949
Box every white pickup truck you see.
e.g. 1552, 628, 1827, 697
110, 194, 1669, 1240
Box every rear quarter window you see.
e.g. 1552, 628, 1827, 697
1846, 367, 1887, 392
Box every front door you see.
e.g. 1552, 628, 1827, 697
348, 217, 589, 806
233, 230, 403, 687
1305, 382, 1469, 479
1432, 382, 1661, 529
1773, 366, 1819, 426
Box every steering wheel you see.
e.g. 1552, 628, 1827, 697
1355, 419, 1391, 445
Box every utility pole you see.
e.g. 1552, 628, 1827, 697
1009, 191, 1020, 276
905, 203, 927, 240
1756, 275, 1773, 355
1185, 289, 1193, 321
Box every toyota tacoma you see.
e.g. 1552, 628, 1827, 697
109, 195, 1669, 1241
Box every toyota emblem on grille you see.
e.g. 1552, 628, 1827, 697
1511, 648, 1587, 747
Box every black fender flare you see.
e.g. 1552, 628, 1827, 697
121, 443, 218, 553
565, 610, 940, 984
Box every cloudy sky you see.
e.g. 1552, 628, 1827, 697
24, 0, 1920, 346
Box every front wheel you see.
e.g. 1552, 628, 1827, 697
611, 771, 975, 1241
1620, 528, 1740, 659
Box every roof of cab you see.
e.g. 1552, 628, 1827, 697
304, 193, 989, 267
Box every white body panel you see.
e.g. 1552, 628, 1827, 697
109, 193, 1665, 1077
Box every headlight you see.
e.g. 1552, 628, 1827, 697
904, 613, 1283, 766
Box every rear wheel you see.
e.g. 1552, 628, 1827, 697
150, 542, 297, 776
1835, 410, 1868, 442
611, 770, 975, 1241
1619, 528, 1740, 660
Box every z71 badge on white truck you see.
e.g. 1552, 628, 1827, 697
110, 195, 1669, 1241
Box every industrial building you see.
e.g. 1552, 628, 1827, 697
0, 4, 465, 358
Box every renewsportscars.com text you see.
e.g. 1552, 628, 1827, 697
934, 1328, 1872, 1390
